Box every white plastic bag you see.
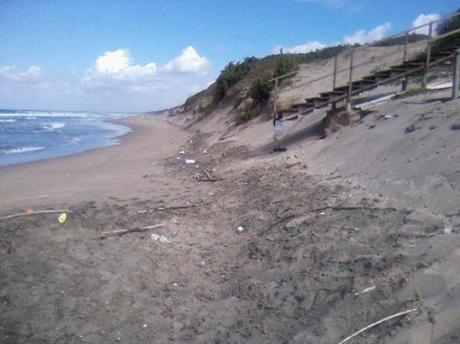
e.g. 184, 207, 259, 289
274, 120, 284, 136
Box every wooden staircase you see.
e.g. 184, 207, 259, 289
281, 30, 460, 116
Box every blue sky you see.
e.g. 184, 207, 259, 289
0, 0, 458, 112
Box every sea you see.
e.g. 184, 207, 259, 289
0, 109, 135, 167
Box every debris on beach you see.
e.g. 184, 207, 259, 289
237, 225, 245, 233
404, 124, 416, 133
151, 233, 171, 243
0, 209, 70, 221
354, 285, 376, 297
195, 169, 221, 182
99, 224, 165, 239
58, 212, 68, 224
185, 158, 196, 164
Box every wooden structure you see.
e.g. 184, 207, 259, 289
271, 11, 460, 118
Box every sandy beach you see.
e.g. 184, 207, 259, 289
0, 117, 190, 213
1, 96, 460, 343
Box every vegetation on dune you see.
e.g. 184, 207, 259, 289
433, 8, 460, 52
186, 44, 359, 122
374, 33, 428, 47
212, 57, 257, 104
437, 8, 460, 35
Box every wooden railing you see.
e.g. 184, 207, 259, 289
271, 10, 460, 114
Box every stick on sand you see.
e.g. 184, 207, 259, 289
336, 308, 417, 344
99, 224, 165, 239
0, 209, 69, 221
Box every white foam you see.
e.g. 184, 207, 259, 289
0, 111, 96, 118
2, 146, 45, 155
0, 119, 16, 123
68, 137, 82, 144
43, 122, 66, 131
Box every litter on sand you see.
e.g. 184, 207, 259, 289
58, 212, 68, 224
237, 225, 245, 233
151, 233, 172, 243
354, 285, 376, 296
185, 158, 196, 164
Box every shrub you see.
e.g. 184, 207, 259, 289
212, 57, 258, 103
437, 9, 460, 35
274, 55, 298, 78
248, 75, 273, 103
433, 9, 460, 52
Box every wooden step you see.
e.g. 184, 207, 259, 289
391, 65, 408, 71
362, 76, 378, 82
405, 61, 425, 66
305, 96, 330, 104
292, 102, 312, 109
353, 79, 377, 85
374, 70, 392, 76
278, 108, 299, 115
334, 85, 362, 92
432, 51, 455, 57
319, 90, 347, 97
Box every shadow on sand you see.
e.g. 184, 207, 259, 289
252, 118, 324, 156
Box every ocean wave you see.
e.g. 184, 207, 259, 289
68, 137, 82, 144
43, 122, 66, 131
0, 111, 98, 118
2, 146, 45, 155
0, 119, 16, 123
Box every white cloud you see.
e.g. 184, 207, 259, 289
0, 65, 43, 83
343, 22, 391, 44
272, 41, 327, 54
74, 47, 214, 111
412, 13, 440, 35
272, 22, 391, 55
86, 49, 157, 85
163, 46, 211, 73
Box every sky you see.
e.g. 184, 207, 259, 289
0, 0, 459, 113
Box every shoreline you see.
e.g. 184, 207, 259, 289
0, 115, 189, 213
0, 115, 150, 171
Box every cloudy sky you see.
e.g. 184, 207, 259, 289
0, 0, 458, 112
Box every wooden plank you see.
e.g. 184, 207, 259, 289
453, 49, 460, 99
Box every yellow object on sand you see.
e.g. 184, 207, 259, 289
58, 213, 68, 224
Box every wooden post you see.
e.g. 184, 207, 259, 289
273, 78, 279, 118
402, 32, 409, 91
403, 32, 409, 63
453, 49, 460, 99
347, 48, 354, 109
422, 22, 433, 88
332, 55, 338, 90
332, 56, 338, 109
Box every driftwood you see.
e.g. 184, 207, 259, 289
155, 205, 195, 211
267, 214, 296, 231
311, 206, 397, 213
0, 209, 69, 221
285, 162, 301, 169
196, 169, 221, 182
99, 224, 165, 239
138, 205, 195, 214
336, 308, 417, 344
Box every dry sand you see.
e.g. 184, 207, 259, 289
1, 90, 460, 344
